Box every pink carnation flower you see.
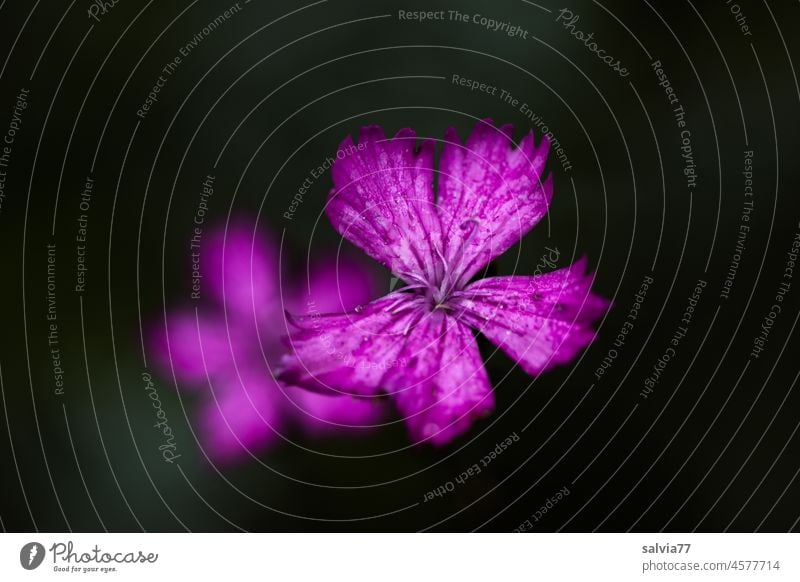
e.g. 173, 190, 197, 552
151, 223, 384, 463
279, 120, 609, 446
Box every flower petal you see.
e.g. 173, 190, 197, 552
327, 126, 443, 285
287, 255, 377, 316
438, 120, 552, 284
278, 292, 423, 396
457, 258, 609, 375
200, 370, 284, 462
288, 389, 385, 435
382, 312, 494, 446
150, 312, 233, 385
205, 223, 279, 321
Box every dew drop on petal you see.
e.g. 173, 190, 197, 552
423, 423, 440, 439
458, 217, 480, 233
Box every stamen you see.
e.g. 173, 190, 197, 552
392, 283, 428, 295
384, 295, 409, 313
385, 294, 426, 315
402, 311, 424, 336
391, 302, 419, 315
393, 269, 429, 289
438, 216, 482, 299
432, 241, 449, 280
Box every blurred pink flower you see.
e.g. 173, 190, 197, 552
151, 222, 383, 463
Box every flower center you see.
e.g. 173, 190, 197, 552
427, 282, 454, 311
389, 218, 481, 314
424, 218, 482, 311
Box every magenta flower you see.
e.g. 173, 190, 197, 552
151, 223, 384, 462
279, 120, 609, 446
